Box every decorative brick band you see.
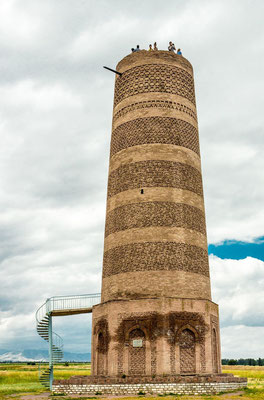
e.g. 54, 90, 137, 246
114, 64, 195, 106
103, 242, 209, 277
105, 202, 206, 237
114, 93, 196, 115
107, 188, 204, 214
109, 144, 201, 175
107, 160, 203, 199
102, 271, 211, 301
110, 117, 200, 157
113, 100, 197, 126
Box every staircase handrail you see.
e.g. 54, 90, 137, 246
36, 292, 101, 389
36, 293, 101, 322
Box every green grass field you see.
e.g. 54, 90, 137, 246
1, 363, 264, 399
0, 363, 91, 396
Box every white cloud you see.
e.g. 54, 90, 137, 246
0, 80, 82, 111
210, 256, 264, 357
0, 1, 41, 48
221, 325, 264, 359
0, 0, 263, 355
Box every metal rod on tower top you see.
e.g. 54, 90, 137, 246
103, 66, 122, 76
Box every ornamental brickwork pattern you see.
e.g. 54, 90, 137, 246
113, 100, 197, 125
110, 117, 200, 157
114, 64, 196, 106
92, 51, 224, 380
103, 242, 209, 278
107, 161, 203, 198
128, 329, 146, 375
179, 329, 196, 373
105, 202, 206, 237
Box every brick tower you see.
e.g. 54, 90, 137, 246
91, 50, 221, 377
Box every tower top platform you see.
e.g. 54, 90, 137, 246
116, 50, 193, 75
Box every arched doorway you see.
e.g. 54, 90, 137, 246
212, 328, 218, 373
179, 328, 196, 373
97, 332, 105, 375
128, 328, 146, 375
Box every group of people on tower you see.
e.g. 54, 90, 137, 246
131, 42, 182, 55
168, 41, 182, 54
148, 41, 158, 51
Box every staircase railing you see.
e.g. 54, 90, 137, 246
45, 293, 101, 314
36, 293, 101, 390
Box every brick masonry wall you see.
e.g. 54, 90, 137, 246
116, 50, 194, 74
110, 117, 200, 157
93, 51, 220, 378
107, 160, 203, 198
101, 50, 211, 301
105, 202, 206, 236
103, 242, 209, 277
113, 99, 197, 127
113, 64, 196, 106
53, 375, 247, 395
91, 298, 220, 376
102, 271, 211, 302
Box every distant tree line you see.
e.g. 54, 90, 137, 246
222, 358, 264, 366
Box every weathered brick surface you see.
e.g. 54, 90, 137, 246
102, 271, 211, 301
117, 50, 194, 74
97, 333, 105, 375
109, 143, 201, 176
54, 373, 246, 386
129, 329, 146, 375
114, 64, 196, 106
92, 299, 221, 376
107, 187, 204, 213
179, 329, 196, 373
53, 374, 247, 395
103, 242, 209, 278
212, 328, 218, 373
92, 50, 222, 379
107, 160, 203, 198
110, 117, 200, 157
105, 202, 206, 237
113, 99, 197, 126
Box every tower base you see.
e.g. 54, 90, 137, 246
91, 297, 221, 377
53, 374, 247, 396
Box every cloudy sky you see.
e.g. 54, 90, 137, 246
0, 0, 263, 359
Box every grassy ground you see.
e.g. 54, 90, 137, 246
0, 363, 91, 396
0, 363, 264, 399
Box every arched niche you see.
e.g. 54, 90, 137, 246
178, 327, 196, 374
128, 328, 146, 375
97, 331, 106, 375
212, 327, 218, 373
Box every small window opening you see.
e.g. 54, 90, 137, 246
141, 189, 144, 194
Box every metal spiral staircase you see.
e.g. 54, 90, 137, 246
36, 293, 101, 390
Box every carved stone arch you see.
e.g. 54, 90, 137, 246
125, 324, 149, 341
176, 324, 199, 342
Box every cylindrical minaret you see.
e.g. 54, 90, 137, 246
92, 50, 221, 377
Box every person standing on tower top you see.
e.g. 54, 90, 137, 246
149, 44, 153, 51
134, 44, 140, 52
177, 48, 182, 55
168, 41, 176, 52
154, 42, 158, 51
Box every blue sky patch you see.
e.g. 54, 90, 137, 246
208, 237, 264, 261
